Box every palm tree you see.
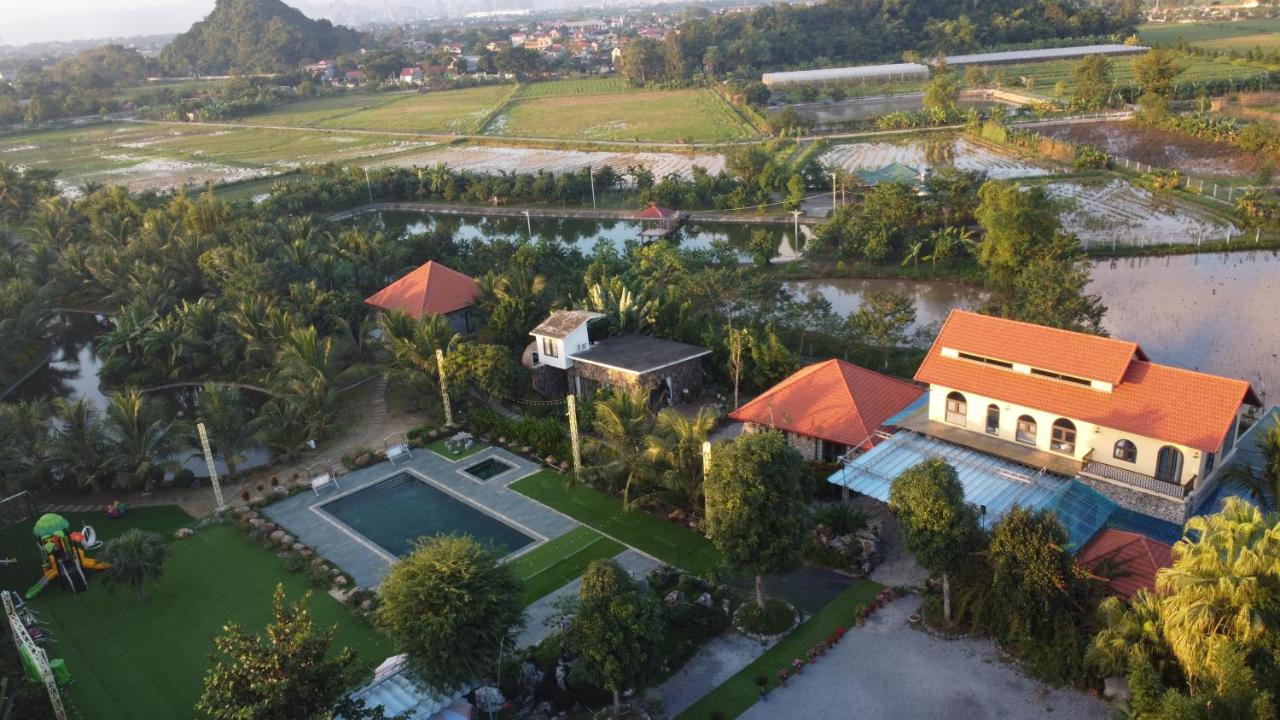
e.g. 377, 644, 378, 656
1220, 420, 1280, 510
46, 398, 110, 492
1087, 591, 1173, 680
102, 389, 186, 491
582, 388, 654, 509
271, 326, 346, 441
1155, 497, 1280, 687
378, 311, 459, 405
197, 384, 259, 481
643, 407, 717, 514
0, 400, 51, 492
101, 529, 170, 602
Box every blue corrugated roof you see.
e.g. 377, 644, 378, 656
1194, 407, 1279, 517
829, 431, 1116, 552
885, 395, 928, 427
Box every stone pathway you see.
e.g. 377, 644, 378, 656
852, 494, 929, 588
658, 632, 777, 717
517, 548, 661, 649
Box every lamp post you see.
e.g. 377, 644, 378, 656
521, 209, 532, 240
829, 172, 838, 212
588, 166, 596, 210
790, 209, 802, 246
362, 167, 374, 205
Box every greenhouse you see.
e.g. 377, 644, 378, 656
761, 62, 930, 87
939, 43, 1149, 67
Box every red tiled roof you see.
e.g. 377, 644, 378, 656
1078, 529, 1173, 600
932, 309, 1145, 385
916, 312, 1259, 453
730, 359, 924, 450
364, 261, 478, 319
636, 202, 676, 220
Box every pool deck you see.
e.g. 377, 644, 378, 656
263, 446, 579, 588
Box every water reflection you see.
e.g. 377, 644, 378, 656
786, 277, 992, 342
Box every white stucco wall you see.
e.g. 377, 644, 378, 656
926, 384, 1219, 487
531, 323, 592, 371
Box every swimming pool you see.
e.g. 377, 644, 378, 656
321, 473, 536, 558
464, 457, 515, 481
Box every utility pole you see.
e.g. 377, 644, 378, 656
589, 166, 596, 210
829, 172, 838, 212
196, 423, 227, 513
521, 209, 532, 240
791, 209, 802, 246
567, 394, 582, 481
436, 349, 453, 426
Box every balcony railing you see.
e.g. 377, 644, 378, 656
1079, 450, 1194, 499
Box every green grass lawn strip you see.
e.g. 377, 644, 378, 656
676, 580, 884, 720
509, 470, 722, 575
507, 526, 625, 606
425, 437, 490, 460
2, 508, 391, 720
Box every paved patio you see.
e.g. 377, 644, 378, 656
517, 548, 661, 649
738, 594, 1110, 720
263, 445, 577, 588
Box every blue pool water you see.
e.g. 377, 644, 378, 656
322, 473, 535, 558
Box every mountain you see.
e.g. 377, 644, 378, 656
159, 0, 364, 75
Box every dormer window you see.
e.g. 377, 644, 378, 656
541, 337, 559, 358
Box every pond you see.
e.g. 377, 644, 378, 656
4, 313, 270, 479
786, 277, 993, 342
372, 211, 809, 263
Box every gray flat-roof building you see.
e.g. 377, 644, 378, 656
939, 44, 1149, 67
762, 62, 930, 87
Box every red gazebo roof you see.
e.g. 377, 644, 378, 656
364, 261, 479, 319
635, 201, 676, 220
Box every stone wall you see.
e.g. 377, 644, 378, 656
531, 364, 567, 398
1077, 475, 1188, 524
567, 357, 706, 404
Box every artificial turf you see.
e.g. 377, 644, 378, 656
506, 526, 625, 606
425, 437, 490, 461
0, 506, 392, 720
675, 579, 883, 720
510, 470, 723, 576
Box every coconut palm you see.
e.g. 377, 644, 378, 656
1155, 497, 1280, 686
46, 398, 111, 492
102, 389, 186, 491
1220, 420, 1280, 511
582, 388, 654, 509
642, 406, 718, 514
0, 400, 51, 492
271, 326, 346, 441
1087, 591, 1173, 680
101, 529, 170, 602
197, 384, 259, 481
378, 310, 459, 404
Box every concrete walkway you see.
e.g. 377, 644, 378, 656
738, 595, 1110, 720
658, 632, 777, 717
517, 548, 661, 649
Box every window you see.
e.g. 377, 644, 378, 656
1155, 446, 1184, 485
1015, 416, 1037, 445
541, 337, 559, 358
1028, 368, 1092, 387
1113, 439, 1137, 463
1050, 419, 1076, 454
944, 392, 967, 427
985, 405, 1000, 435
957, 352, 1014, 370
820, 439, 849, 462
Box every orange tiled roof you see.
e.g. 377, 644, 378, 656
635, 202, 676, 220
364, 261, 478, 319
730, 359, 924, 450
916, 311, 1260, 453
1078, 529, 1173, 600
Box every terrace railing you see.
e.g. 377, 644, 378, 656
1080, 458, 1193, 499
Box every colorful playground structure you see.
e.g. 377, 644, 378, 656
25, 513, 109, 600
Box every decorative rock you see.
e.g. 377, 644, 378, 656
248, 518, 265, 528
328, 587, 351, 604
331, 567, 343, 576
334, 575, 349, 586
174, 528, 194, 539
299, 549, 314, 558
271, 486, 288, 498
668, 508, 687, 521
360, 600, 373, 611
292, 542, 306, 552
664, 590, 683, 605
696, 592, 713, 608
261, 522, 278, 533
278, 534, 294, 546
249, 495, 266, 505
269, 529, 286, 542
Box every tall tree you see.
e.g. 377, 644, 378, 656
922, 70, 960, 113
100, 529, 169, 602
566, 560, 664, 719
102, 389, 184, 491
705, 431, 813, 608
974, 181, 1060, 289
1131, 49, 1185, 121
888, 458, 981, 623
846, 291, 916, 368
1071, 54, 1113, 109
643, 406, 717, 514
582, 388, 654, 508
46, 398, 110, 492
198, 383, 259, 482
375, 535, 523, 692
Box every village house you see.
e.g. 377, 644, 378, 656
907, 310, 1261, 521
731, 359, 924, 462
398, 66, 424, 84
525, 310, 710, 406
363, 260, 481, 334
342, 70, 366, 86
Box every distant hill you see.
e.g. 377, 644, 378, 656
159, 0, 364, 76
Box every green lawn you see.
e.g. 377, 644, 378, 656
676, 580, 883, 720
484, 87, 756, 142
506, 526, 625, 606
425, 437, 490, 460
510, 470, 722, 575
1140, 19, 1280, 49
1, 507, 391, 720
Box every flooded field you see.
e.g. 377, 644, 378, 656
367, 145, 726, 179
819, 136, 1058, 180
776, 93, 1002, 124
786, 277, 992, 341
1034, 120, 1262, 178
1088, 251, 1280, 405
1046, 179, 1239, 247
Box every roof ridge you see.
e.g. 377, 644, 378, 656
834, 362, 872, 441
1130, 357, 1251, 387
950, 309, 1138, 352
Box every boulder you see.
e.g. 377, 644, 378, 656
695, 592, 713, 608
328, 587, 351, 604
271, 486, 288, 498
278, 534, 294, 546
668, 508, 687, 522
360, 599, 373, 611
249, 495, 266, 505
248, 518, 265, 528
299, 548, 314, 558
174, 527, 194, 539
334, 575, 349, 586
261, 522, 278, 534
664, 590, 683, 605
269, 529, 286, 542
292, 542, 306, 552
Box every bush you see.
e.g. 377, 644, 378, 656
814, 504, 866, 536
734, 599, 796, 636
282, 552, 306, 573
173, 468, 197, 486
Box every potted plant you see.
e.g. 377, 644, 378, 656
776, 668, 789, 687
791, 658, 804, 675
755, 674, 768, 699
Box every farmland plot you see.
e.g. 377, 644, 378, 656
819, 136, 1058, 179
1045, 179, 1238, 247
483, 88, 755, 142
1034, 120, 1261, 177
242, 85, 514, 134
368, 145, 726, 179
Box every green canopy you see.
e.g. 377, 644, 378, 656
32, 513, 70, 538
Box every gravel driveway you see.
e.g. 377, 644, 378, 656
738, 595, 1110, 720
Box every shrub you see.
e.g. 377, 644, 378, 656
173, 468, 197, 486
734, 598, 796, 636
282, 553, 306, 572
814, 504, 866, 536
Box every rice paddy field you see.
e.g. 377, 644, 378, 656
370, 144, 726, 178
0, 122, 431, 193
819, 135, 1059, 179
1139, 19, 1280, 51
981, 53, 1276, 100
512, 77, 632, 99
243, 84, 517, 134
482, 86, 757, 142
1044, 178, 1239, 247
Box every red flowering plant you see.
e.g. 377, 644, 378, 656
777, 668, 790, 686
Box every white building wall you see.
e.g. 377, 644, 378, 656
531, 322, 592, 371
926, 384, 1209, 486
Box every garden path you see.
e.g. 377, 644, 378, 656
517, 548, 661, 649
658, 633, 778, 717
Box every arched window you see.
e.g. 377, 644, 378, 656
945, 391, 968, 427
1113, 439, 1137, 463
1156, 446, 1184, 485
1015, 415, 1037, 445
985, 404, 1001, 435
1050, 419, 1077, 454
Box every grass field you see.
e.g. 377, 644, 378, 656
513, 77, 632, 99
506, 526, 625, 606
510, 470, 723, 575
1, 507, 391, 720
485, 87, 755, 142
676, 580, 883, 720
1140, 19, 1280, 50
981, 52, 1275, 99
245, 85, 516, 134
